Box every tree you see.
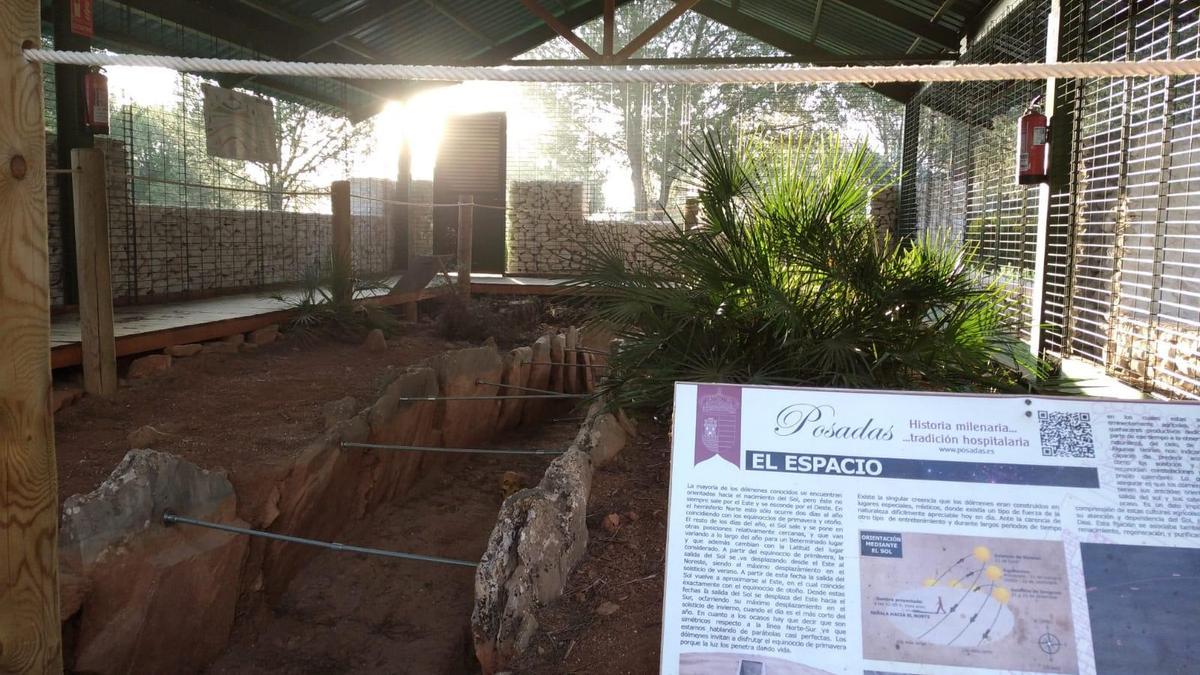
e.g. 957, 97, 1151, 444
113, 73, 373, 211
523, 1, 876, 217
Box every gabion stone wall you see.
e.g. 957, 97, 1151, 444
506, 181, 672, 276
408, 179, 434, 259
871, 186, 898, 240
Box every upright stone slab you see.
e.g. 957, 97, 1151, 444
434, 345, 505, 447
522, 335, 553, 425
564, 326, 579, 394
59, 450, 248, 675
548, 333, 566, 393
498, 347, 533, 431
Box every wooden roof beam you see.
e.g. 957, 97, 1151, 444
518, 0, 602, 60
614, 0, 702, 60
691, 0, 921, 103
469, 0, 635, 64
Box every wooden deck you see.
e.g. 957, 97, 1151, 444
50, 273, 569, 369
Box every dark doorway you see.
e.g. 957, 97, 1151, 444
433, 112, 507, 273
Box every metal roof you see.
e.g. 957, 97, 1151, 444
44, 0, 1001, 116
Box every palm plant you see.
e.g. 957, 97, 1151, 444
571, 131, 1039, 410
273, 253, 397, 339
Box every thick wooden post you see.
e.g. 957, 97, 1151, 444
457, 194, 474, 300
72, 148, 117, 395
0, 0, 64, 671
331, 180, 352, 306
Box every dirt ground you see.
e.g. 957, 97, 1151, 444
512, 419, 672, 675
54, 322, 485, 501
206, 419, 585, 675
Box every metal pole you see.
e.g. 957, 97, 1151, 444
476, 380, 572, 396
162, 511, 477, 568
341, 442, 565, 456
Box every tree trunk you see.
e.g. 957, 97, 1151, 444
625, 82, 648, 220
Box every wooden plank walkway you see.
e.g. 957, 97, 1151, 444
50, 274, 568, 369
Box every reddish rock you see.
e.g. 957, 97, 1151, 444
164, 343, 203, 358
53, 386, 84, 412
595, 600, 620, 616
602, 513, 622, 533
128, 354, 172, 379
248, 324, 279, 345
497, 347, 533, 431
363, 328, 388, 352
433, 345, 504, 447
521, 335, 553, 426
239, 342, 259, 353
222, 333, 246, 345
59, 450, 246, 675
548, 333, 566, 393
564, 327, 579, 394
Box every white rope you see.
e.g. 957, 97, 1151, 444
23, 49, 1200, 84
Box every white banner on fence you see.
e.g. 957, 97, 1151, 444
662, 383, 1200, 675
201, 84, 278, 163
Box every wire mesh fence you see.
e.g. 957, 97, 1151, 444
908, 0, 1200, 399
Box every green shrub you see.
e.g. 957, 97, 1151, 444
571, 132, 1039, 410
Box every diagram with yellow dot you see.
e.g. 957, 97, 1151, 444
859, 532, 1078, 673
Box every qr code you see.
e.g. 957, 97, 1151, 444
1037, 410, 1095, 458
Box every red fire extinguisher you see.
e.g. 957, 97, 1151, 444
83, 67, 109, 135
1016, 94, 1048, 185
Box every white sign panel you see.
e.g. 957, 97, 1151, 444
662, 383, 1200, 675
201, 84, 278, 163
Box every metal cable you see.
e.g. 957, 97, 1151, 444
23, 49, 1200, 84
162, 511, 477, 568
341, 442, 564, 456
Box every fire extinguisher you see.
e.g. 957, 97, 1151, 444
1016, 94, 1048, 185
83, 67, 109, 135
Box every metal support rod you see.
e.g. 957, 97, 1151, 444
341, 442, 565, 456
391, 393, 588, 402
163, 511, 477, 568
574, 347, 610, 355
476, 379, 572, 395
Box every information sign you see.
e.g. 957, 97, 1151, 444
662, 383, 1200, 674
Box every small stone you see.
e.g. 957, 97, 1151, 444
222, 333, 245, 345
127, 424, 169, 448
128, 354, 172, 379
239, 343, 259, 353
625, 511, 639, 522
601, 513, 621, 533
248, 325, 279, 345
595, 601, 619, 616
164, 343, 202, 358
322, 396, 358, 428
53, 386, 84, 413
363, 329, 388, 352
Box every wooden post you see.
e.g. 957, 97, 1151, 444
1, 0, 64, 671
72, 148, 117, 396
331, 180, 352, 306
457, 194, 474, 300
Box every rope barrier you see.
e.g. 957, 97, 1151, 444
162, 510, 477, 568
23, 49, 1200, 84
341, 442, 565, 456
123, 173, 329, 197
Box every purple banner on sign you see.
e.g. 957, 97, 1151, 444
694, 385, 742, 467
